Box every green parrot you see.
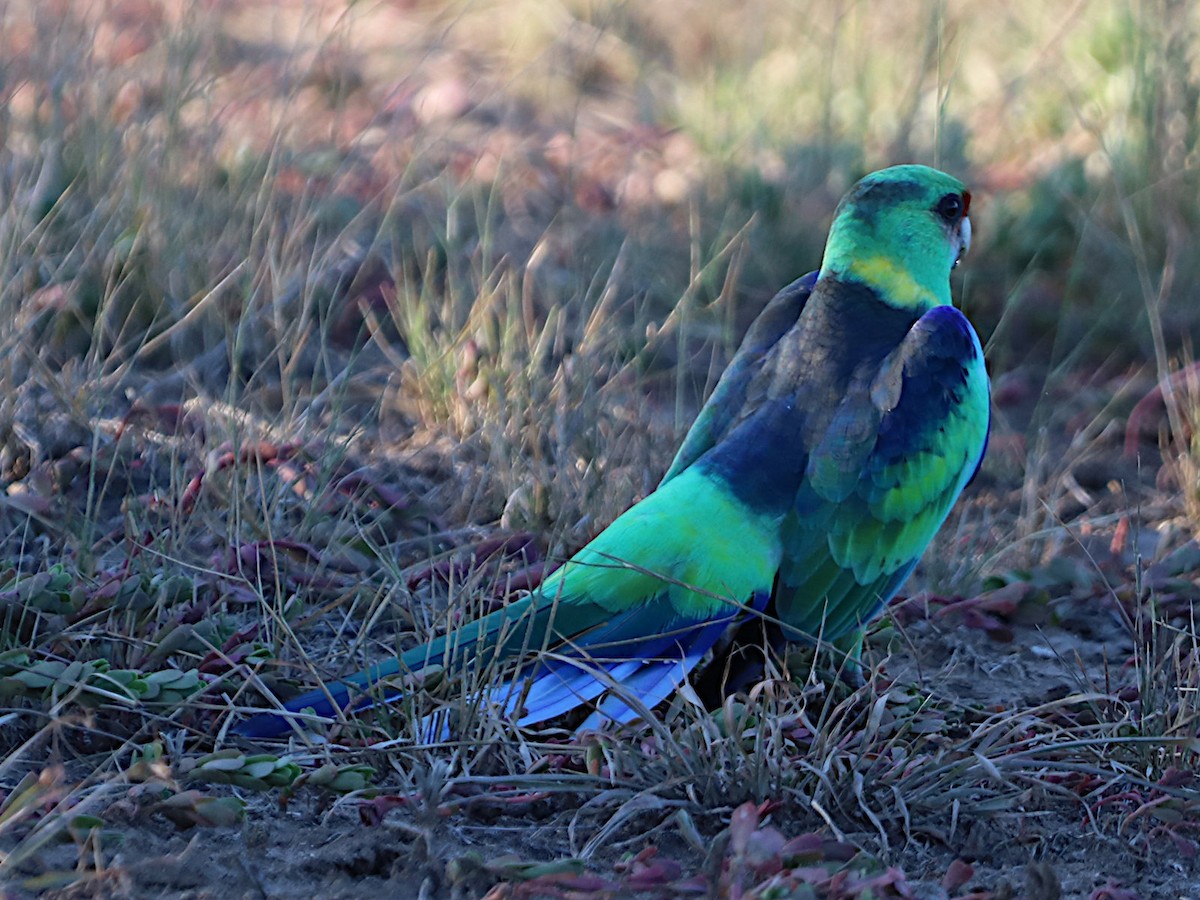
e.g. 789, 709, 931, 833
234, 164, 989, 739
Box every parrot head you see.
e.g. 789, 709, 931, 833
819, 164, 972, 311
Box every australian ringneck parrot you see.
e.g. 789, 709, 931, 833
234, 164, 991, 740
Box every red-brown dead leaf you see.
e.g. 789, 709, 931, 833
942, 858, 975, 892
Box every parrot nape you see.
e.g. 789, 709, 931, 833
234, 164, 990, 740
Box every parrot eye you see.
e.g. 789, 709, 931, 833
935, 192, 967, 222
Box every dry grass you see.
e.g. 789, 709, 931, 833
2, 0, 1200, 895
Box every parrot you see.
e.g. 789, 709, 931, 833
233, 164, 990, 740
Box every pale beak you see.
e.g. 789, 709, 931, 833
954, 215, 972, 268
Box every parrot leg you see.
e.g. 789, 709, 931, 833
692, 615, 788, 708
829, 628, 867, 688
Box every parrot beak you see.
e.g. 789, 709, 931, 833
954, 215, 972, 268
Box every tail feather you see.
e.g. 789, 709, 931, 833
578, 591, 770, 731
576, 617, 737, 730
404, 631, 687, 742
502, 658, 626, 724
506, 631, 685, 725
232, 595, 547, 739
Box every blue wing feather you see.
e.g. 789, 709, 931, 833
663, 271, 816, 483
775, 300, 989, 644
576, 593, 769, 730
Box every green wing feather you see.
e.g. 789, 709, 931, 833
775, 303, 990, 644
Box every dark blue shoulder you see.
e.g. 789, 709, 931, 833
905, 304, 981, 362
